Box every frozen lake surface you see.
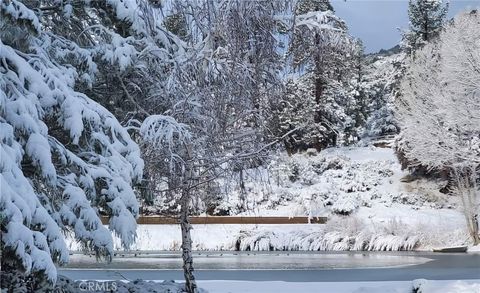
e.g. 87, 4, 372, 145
60, 251, 480, 282
64, 251, 432, 270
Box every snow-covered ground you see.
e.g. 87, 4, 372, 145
67, 146, 471, 252
199, 279, 480, 293
58, 279, 480, 293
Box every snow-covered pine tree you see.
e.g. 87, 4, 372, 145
296, 0, 333, 15
0, 0, 146, 289
406, 0, 448, 51
276, 74, 319, 154
362, 48, 405, 138
277, 0, 364, 152
339, 40, 367, 144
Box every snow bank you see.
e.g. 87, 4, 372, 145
44, 279, 480, 293
38, 278, 480, 293
200, 280, 480, 293
201, 280, 412, 293
468, 245, 480, 253
413, 279, 480, 293
65, 212, 465, 252
38, 276, 207, 293
47, 277, 474, 293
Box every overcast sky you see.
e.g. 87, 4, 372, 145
331, 0, 480, 53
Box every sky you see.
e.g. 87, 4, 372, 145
331, 0, 480, 53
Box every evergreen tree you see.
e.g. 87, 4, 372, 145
362, 49, 405, 138
0, 0, 155, 289
276, 0, 364, 152
296, 0, 333, 15
406, 0, 448, 50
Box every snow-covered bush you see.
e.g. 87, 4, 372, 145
209, 147, 410, 217
276, 149, 396, 216
331, 195, 359, 215
235, 215, 420, 251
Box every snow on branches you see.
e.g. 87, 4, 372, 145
397, 10, 480, 244
0, 0, 144, 285
397, 11, 480, 171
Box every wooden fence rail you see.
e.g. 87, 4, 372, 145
100, 216, 327, 225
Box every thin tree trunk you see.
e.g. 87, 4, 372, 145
470, 214, 480, 245
180, 188, 198, 293
453, 166, 480, 246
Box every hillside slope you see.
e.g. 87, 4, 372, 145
67, 144, 469, 252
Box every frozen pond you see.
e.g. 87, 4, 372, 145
65, 251, 432, 270
60, 252, 480, 282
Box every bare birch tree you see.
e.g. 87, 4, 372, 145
136, 1, 288, 292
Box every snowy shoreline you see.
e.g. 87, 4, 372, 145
66, 217, 470, 253
67, 147, 472, 253
54, 278, 480, 293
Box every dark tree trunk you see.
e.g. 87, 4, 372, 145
471, 214, 480, 246
180, 189, 197, 293
314, 56, 324, 122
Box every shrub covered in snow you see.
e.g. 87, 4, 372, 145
260, 147, 400, 216
235, 216, 420, 252
203, 146, 458, 220
331, 195, 359, 215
